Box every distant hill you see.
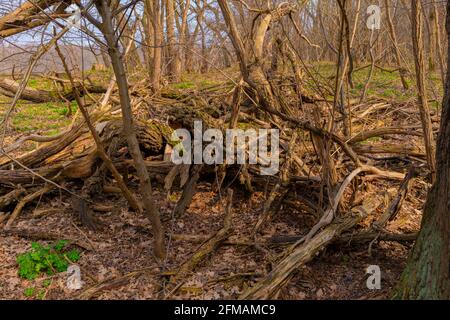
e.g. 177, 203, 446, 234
0, 43, 103, 76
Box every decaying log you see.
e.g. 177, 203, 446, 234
269, 231, 418, 246
32, 208, 61, 218
0, 161, 172, 186
4, 184, 55, 229
337, 231, 417, 245
173, 165, 204, 218
2, 130, 71, 154
253, 130, 298, 234
348, 127, 422, 144
0, 166, 63, 185
239, 194, 383, 299
0, 115, 171, 176
0, 186, 26, 210
173, 230, 418, 248
354, 144, 426, 158
0, 120, 88, 169
0, 78, 107, 103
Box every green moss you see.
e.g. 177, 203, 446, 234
145, 121, 178, 146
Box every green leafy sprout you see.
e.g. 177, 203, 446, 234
17, 240, 80, 280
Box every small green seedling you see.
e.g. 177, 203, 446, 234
17, 240, 80, 280
23, 287, 35, 297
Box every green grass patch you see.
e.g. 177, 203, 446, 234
9, 102, 75, 132
310, 61, 443, 101
172, 81, 195, 89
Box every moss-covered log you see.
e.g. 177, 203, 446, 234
0, 78, 107, 103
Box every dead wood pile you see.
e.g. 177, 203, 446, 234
0, 71, 431, 298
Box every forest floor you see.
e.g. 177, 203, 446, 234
0, 178, 424, 299
0, 64, 440, 299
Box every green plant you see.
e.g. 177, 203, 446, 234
28, 79, 38, 88
173, 81, 195, 89
23, 287, 35, 297
36, 289, 46, 300
17, 240, 80, 280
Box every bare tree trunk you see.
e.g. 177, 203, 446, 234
100, 48, 112, 69
432, 0, 446, 88
205, 2, 229, 69
334, 0, 350, 136
394, 1, 450, 299
165, 0, 178, 81
385, 0, 410, 90
143, 0, 155, 76
93, 0, 165, 259
174, 0, 191, 79
426, 5, 437, 72
200, 19, 208, 73
359, 28, 376, 103
411, 0, 437, 182
218, 0, 297, 116
109, 0, 139, 71
145, 0, 163, 91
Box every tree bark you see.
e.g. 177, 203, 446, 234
165, 0, 178, 81
411, 0, 437, 182
145, 0, 163, 91
94, 0, 165, 259
0, 78, 106, 103
385, 0, 409, 90
393, 0, 450, 300
174, 0, 191, 77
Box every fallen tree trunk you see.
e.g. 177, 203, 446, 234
268, 231, 418, 245
0, 187, 26, 210
239, 194, 383, 299
0, 79, 107, 103
0, 166, 62, 185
